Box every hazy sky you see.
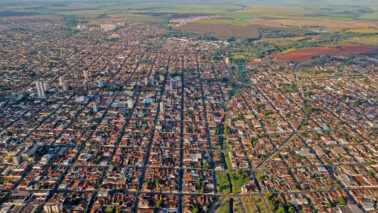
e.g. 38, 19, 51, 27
0, 0, 377, 8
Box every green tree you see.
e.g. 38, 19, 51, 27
256, 171, 266, 182
104, 206, 113, 213
288, 206, 296, 213
276, 206, 285, 213
156, 200, 163, 208
337, 196, 346, 205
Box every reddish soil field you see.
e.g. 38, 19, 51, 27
268, 44, 378, 61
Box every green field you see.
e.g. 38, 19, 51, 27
224, 153, 233, 170
242, 197, 267, 213
215, 171, 252, 194
226, 12, 262, 21
216, 172, 231, 193
229, 172, 252, 193
359, 12, 378, 20
347, 28, 378, 34
343, 35, 378, 45
123, 3, 243, 14
218, 198, 231, 213
197, 18, 250, 27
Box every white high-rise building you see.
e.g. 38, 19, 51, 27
160, 102, 164, 113
59, 77, 64, 86
62, 81, 68, 91
36, 81, 45, 98
93, 102, 99, 112
43, 82, 49, 91
83, 70, 89, 79
98, 80, 103, 88
127, 100, 134, 109
225, 57, 230, 65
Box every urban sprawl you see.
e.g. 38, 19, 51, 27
0, 19, 377, 213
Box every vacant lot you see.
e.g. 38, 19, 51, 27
269, 44, 378, 61
242, 196, 267, 213
245, 18, 378, 29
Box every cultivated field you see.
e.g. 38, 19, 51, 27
244, 18, 378, 29
268, 44, 378, 61
344, 35, 378, 45
178, 23, 261, 39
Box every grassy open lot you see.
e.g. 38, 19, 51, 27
233, 199, 242, 213
224, 153, 233, 170
217, 197, 242, 213
242, 196, 267, 213
218, 198, 231, 213
229, 172, 252, 193
216, 172, 230, 193
301, 67, 318, 73
215, 170, 253, 194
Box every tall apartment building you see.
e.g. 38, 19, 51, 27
36, 80, 45, 98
